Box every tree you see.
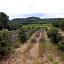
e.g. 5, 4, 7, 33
0, 30, 13, 56
47, 28, 61, 44
58, 36, 64, 52
52, 22, 59, 27
28, 27, 31, 30
60, 23, 64, 31
52, 22, 64, 31
0, 12, 9, 29
18, 28, 27, 43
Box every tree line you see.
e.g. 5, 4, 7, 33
47, 28, 64, 52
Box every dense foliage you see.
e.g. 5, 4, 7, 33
52, 22, 64, 31
47, 28, 61, 44
47, 28, 64, 52
18, 28, 27, 43
58, 37, 64, 52
0, 30, 13, 56
0, 12, 9, 29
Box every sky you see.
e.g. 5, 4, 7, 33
0, 0, 64, 19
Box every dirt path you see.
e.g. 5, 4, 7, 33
44, 30, 62, 64
24, 29, 44, 64
39, 29, 63, 64
3, 29, 63, 64
4, 29, 43, 64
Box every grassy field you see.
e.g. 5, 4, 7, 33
22, 24, 53, 30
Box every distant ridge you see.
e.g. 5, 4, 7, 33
10, 17, 64, 24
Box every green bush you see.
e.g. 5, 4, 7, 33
48, 55, 53, 61
18, 28, 27, 43
52, 22, 64, 31
58, 39, 64, 52
53, 61, 59, 64
47, 28, 61, 44
0, 30, 13, 56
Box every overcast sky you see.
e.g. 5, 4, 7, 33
0, 0, 64, 19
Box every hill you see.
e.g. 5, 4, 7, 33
10, 17, 64, 24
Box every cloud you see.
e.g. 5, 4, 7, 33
0, 0, 64, 19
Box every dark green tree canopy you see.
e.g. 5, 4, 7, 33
0, 12, 9, 29
47, 28, 61, 44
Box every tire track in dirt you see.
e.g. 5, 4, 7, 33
23, 29, 43, 64
24, 43, 39, 64
38, 29, 62, 64
5, 29, 42, 64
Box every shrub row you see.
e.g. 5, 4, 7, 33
47, 28, 64, 52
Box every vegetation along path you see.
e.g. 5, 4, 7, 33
2, 29, 64, 64
4, 29, 43, 64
